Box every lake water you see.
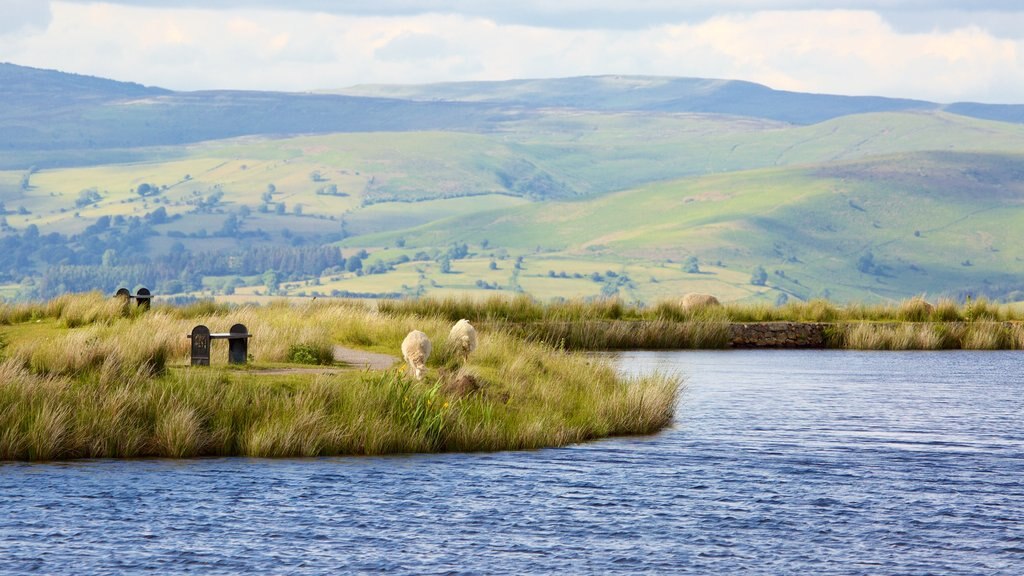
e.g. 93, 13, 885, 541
2, 350, 1023, 575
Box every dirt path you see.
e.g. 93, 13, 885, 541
245, 345, 398, 376
331, 345, 398, 370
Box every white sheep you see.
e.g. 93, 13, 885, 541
680, 293, 721, 310
401, 330, 432, 380
448, 319, 478, 362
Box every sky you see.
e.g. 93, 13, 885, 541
2, 0, 1023, 103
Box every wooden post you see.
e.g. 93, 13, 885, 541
135, 287, 152, 310
228, 323, 249, 365
189, 325, 211, 366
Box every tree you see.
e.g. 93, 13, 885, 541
102, 249, 117, 267
345, 256, 363, 273
750, 265, 767, 286
218, 214, 240, 237
439, 256, 452, 274
682, 256, 700, 274
275, 203, 286, 215
145, 206, 168, 224
262, 269, 280, 294
75, 188, 101, 208
293, 204, 303, 216
489, 261, 498, 270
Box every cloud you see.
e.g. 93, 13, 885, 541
57, 0, 1024, 30
375, 32, 452, 62
3, 2, 1022, 103
0, 0, 52, 35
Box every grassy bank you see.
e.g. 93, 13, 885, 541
378, 294, 1024, 324
378, 294, 1024, 350
0, 293, 679, 461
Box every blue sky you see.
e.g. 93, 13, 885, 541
2, 0, 1023, 102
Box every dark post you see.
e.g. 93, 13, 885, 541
190, 325, 211, 366
135, 287, 152, 310
228, 323, 249, 365
114, 287, 131, 314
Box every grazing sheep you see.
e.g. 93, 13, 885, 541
680, 293, 721, 310
401, 330, 432, 380
448, 319, 477, 362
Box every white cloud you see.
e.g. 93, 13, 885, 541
2, 2, 1023, 103
0, 0, 52, 35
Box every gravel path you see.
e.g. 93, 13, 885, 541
331, 345, 398, 370
244, 346, 398, 376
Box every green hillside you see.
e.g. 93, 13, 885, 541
3, 63, 1024, 304
343, 151, 1024, 303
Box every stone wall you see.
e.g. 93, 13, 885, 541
729, 322, 829, 348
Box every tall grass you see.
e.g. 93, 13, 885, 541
0, 295, 682, 461
498, 320, 731, 350
379, 294, 1024, 324
832, 321, 1022, 350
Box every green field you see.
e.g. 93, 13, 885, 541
3, 108, 1024, 304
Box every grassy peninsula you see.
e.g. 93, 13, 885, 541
0, 294, 679, 461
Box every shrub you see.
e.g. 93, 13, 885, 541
287, 343, 334, 365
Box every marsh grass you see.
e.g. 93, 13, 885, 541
379, 294, 1023, 324
833, 321, 1021, 350
0, 295, 682, 461
498, 320, 731, 350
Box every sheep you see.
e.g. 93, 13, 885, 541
401, 330, 432, 380
680, 293, 721, 310
448, 319, 478, 362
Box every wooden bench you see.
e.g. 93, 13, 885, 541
113, 286, 152, 310
188, 323, 251, 366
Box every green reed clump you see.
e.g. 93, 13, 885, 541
287, 343, 335, 365
0, 301, 48, 325
837, 322, 944, 350
931, 299, 962, 322
831, 321, 1022, 350
961, 322, 1013, 350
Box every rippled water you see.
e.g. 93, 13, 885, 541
2, 350, 1023, 575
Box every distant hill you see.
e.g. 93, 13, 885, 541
2, 63, 1024, 304
0, 63, 502, 168
0, 62, 167, 103
338, 75, 937, 124
5, 64, 1024, 170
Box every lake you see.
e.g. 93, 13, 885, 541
2, 350, 1022, 574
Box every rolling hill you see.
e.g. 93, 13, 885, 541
1, 63, 1023, 304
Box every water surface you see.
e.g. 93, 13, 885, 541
2, 350, 1022, 574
